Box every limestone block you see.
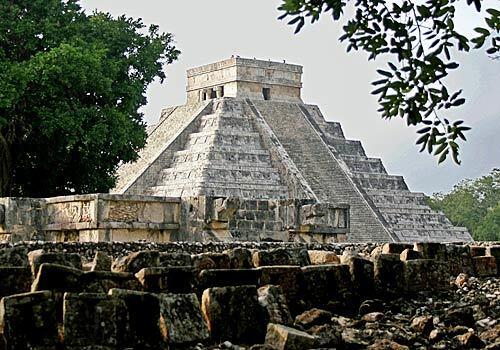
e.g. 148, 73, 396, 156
0, 291, 58, 350
159, 252, 192, 267
158, 293, 209, 346
80, 271, 142, 293
308, 250, 340, 265
108, 288, 166, 349
299, 203, 348, 232
90, 251, 112, 271
301, 264, 352, 308
141, 201, 171, 223
227, 248, 253, 269
0, 267, 32, 298
413, 242, 447, 260
63, 293, 128, 349
201, 285, 266, 343
288, 249, 311, 266
0, 198, 42, 241
135, 267, 194, 293
0, 246, 29, 267
198, 269, 260, 291
373, 254, 404, 295
486, 246, 500, 275
382, 243, 413, 255
212, 197, 240, 221
472, 256, 497, 277
342, 256, 374, 296
28, 250, 82, 276
253, 248, 310, 267
294, 308, 333, 329
258, 285, 293, 326
265, 323, 317, 350
403, 259, 450, 293
446, 244, 473, 275
31, 263, 83, 293
399, 249, 423, 261
111, 250, 160, 274
192, 253, 230, 270
257, 266, 304, 314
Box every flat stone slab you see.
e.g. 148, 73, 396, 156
0, 291, 58, 350
158, 292, 209, 346
201, 285, 266, 344
108, 288, 166, 349
265, 323, 317, 350
63, 293, 128, 349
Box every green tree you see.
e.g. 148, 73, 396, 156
427, 168, 500, 240
475, 204, 500, 241
278, 0, 499, 164
0, 0, 179, 197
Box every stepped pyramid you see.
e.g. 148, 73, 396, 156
113, 57, 472, 243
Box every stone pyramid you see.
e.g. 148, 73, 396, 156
113, 57, 472, 243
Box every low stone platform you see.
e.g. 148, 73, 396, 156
0, 241, 498, 349
0, 194, 349, 243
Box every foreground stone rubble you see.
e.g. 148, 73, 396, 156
0, 241, 498, 349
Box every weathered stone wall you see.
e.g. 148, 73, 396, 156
186, 57, 303, 103
0, 195, 349, 244
0, 242, 498, 349
112, 101, 212, 194
182, 196, 349, 243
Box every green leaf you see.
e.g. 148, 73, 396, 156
376, 69, 393, 78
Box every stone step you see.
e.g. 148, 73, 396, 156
168, 157, 273, 170
186, 131, 262, 148
157, 166, 282, 184
302, 105, 346, 138
163, 168, 282, 184
390, 222, 458, 230
200, 115, 255, 132
375, 203, 434, 213
161, 162, 278, 174
324, 121, 345, 139
366, 189, 427, 206
181, 143, 267, 154
341, 155, 387, 174
188, 129, 261, 139
150, 183, 289, 199
394, 227, 471, 242
327, 139, 366, 157
173, 149, 272, 165
381, 211, 451, 226
352, 172, 408, 191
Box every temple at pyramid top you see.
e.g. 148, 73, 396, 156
112, 57, 472, 243
186, 57, 303, 103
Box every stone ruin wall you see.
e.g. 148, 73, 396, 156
0, 194, 349, 244
0, 241, 498, 349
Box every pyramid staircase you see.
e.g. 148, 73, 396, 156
299, 104, 471, 242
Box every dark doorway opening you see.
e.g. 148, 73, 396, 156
262, 88, 271, 100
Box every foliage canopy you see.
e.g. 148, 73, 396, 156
427, 168, 500, 241
278, 0, 499, 164
0, 0, 179, 197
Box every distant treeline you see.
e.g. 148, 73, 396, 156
426, 168, 499, 241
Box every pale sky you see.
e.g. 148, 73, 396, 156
81, 0, 500, 195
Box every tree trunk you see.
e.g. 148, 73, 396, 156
0, 132, 11, 197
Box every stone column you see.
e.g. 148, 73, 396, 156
216, 86, 224, 98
